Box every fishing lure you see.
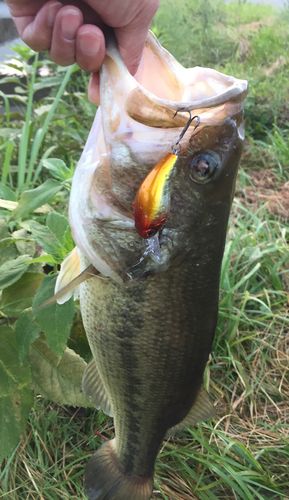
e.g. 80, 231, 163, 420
133, 109, 200, 248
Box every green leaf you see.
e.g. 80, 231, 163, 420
68, 314, 92, 362
0, 385, 33, 463
29, 220, 60, 259
0, 220, 18, 265
28, 255, 59, 265
15, 310, 41, 363
33, 76, 64, 92
32, 275, 75, 357
0, 326, 31, 397
0, 255, 31, 290
46, 212, 69, 246
10, 179, 62, 220
42, 158, 72, 182
0, 219, 11, 240
0, 184, 16, 201
1, 272, 44, 316
12, 228, 36, 256
34, 104, 52, 117
0, 238, 18, 266
63, 226, 74, 253
28, 337, 92, 407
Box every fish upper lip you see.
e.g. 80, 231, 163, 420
132, 76, 248, 113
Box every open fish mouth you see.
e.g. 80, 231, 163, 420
69, 31, 248, 282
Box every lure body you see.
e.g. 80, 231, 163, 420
133, 152, 178, 239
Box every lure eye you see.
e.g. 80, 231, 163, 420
189, 152, 220, 184
146, 228, 157, 238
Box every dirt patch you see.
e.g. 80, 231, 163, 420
239, 18, 274, 33
265, 55, 287, 77
235, 17, 274, 61
236, 169, 289, 220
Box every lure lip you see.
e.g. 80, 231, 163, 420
133, 212, 168, 239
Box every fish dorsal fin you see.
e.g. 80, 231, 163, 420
82, 359, 113, 417
168, 386, 216, 435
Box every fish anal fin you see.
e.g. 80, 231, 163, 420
168, 386, 216, 435
82, 359, 113, 417
85, 439, 153, 500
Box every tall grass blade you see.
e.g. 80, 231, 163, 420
26, 64, 76, 187
17, 52, 39, 191
1, 141, 15, 185
0, 90, 11, 127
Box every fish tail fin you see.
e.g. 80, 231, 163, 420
84, 439, 154, 500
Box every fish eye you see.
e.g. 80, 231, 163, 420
189, 151, 220, 184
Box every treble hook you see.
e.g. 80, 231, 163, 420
171, 108, 200, 154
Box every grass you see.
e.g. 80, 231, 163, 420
1, 0, 289, 499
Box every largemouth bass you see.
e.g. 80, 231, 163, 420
57, 31, 248, 500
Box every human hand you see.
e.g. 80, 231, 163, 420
4, 0, 160, 103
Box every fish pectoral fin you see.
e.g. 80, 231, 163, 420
82, 359, 113, 417
54, 247, 82, 304
168, 386, 216, 435
35, 249, 99, 310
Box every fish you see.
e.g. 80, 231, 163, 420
56, 31, 248, 500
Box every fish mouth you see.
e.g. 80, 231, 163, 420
69, 31, 248, 282
103, 30, 248, 132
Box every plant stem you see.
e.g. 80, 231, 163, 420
17, 52, 39, 192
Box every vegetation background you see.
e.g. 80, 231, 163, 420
0, 0, 288, 499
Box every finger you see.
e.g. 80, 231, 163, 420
114, 0, 160, 76
49, 5, 83, 66
10, 0, 62, 52
88, 73, 100, 105
6, 0, 48, 17
76, 25, 105, 73
115, 25, 146, 76
60, 0, 102, 25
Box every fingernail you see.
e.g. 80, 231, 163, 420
47, 1, 62, 27
79, 31, 100, 56
61, 9, 81, 41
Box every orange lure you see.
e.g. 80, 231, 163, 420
133, 110, 200, 239
133, 152, 178, 239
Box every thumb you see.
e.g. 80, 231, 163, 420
113, 1, 160, 76
114, 25, 148, 76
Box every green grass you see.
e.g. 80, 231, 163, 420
1, 0, 289, 499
